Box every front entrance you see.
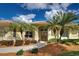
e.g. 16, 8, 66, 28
38, 27, 48, 41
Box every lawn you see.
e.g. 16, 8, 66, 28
59, 51, 79, 56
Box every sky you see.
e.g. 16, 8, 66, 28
0, 3, 79, 22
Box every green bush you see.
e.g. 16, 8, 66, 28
16, 49, 24, 56
30, 48, 38, 54
59, 51, 79, 56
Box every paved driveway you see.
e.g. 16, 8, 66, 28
0, 41, 47, 53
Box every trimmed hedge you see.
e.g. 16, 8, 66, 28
30, 40, 37, 44
24, 40, 31, 45
15, 40, 23, 46
0, 40, 14, 46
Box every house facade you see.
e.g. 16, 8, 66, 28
0, 20, 79, 41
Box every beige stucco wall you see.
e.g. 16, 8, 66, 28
34, 29, 39, 41
1, 28, 79, 41
48, 29, 79, 40
69, 30, 79, 39
48, 29, 61, 40
2, 30, 39, 41
3, 31, 22, 40
48, 29, 55, 40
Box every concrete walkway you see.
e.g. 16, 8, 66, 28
0, 41, 47, 53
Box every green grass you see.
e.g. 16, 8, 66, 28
48, 39, 79, 45
59, 51, 79, 56
61, 39, 79, 45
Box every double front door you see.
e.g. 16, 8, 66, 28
38, 27, 48, 41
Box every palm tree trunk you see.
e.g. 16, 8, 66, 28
21, 34, 25, 45
13, 28, 16, 46
20, 29, 25, 45
59, 26, 64, 43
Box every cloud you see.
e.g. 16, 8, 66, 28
60, 3, 71, 10
12, 14, 36, 23
20, 3, 79, 20
20, 3, 72, 20
45, 9, 79, 20
20, 3, 71, 10
45, 10, 63, 19
21, 3, 48, 9
44, 3, 79, 20
67, 9, 79, 15
48, 3, 71, 10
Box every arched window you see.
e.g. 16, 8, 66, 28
25, 31, 33, 38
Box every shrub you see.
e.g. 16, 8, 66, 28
30, 40, 37, 44
0, 40, 14, 46
16, 49, 24, 56
15, 40, 23, 46
30, 48, 38, 54
24, 40, 30, 45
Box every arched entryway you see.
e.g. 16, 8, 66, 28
38, 27, 48, 41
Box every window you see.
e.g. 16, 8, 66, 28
62, 31, 68, 37
25, 31, 33, 38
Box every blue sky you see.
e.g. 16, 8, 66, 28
0, 3, 79, 22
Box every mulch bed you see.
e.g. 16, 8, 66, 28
38, 43, 68, 56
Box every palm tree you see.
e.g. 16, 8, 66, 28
17, 22, 37, 40
47, 11, 79, 42
56, 11, 78, 41
13, 21, 37, 45
47, 15, 61, 42
9, 22, 18, 39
